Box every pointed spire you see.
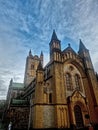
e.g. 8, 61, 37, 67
78, 39, 88, 54
29, 49, 32, 56
40, 51, 43, 56
37, 61, 43, 70
79, 39, 87, 50
10, 78, 13, 86
51, 30, 58, 40
51, 29, 60, 42
40, 51, 43, 67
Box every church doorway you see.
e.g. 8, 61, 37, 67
74, 105, 84, 129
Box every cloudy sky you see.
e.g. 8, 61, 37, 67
0, 0, 98, 99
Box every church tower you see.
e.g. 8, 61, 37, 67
78, 39, 98, 106
24, 50, 43, 87
49, 30, 61, 62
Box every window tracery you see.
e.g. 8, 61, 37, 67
75, 74, 81, 90
65, 73, 72, 90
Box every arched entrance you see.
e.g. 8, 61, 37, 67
74, 105, 84, 129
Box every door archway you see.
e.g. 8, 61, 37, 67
74, 105, 84, 128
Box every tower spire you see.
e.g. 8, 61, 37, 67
79, 39, 87, 51
29, 49, 32, 56
49, 30, 61, 61
40, 51, 43, 56
37, 61, 43, 70
51, 30, 58, 40
10, 78, 13, 86
40, 51, 43, 67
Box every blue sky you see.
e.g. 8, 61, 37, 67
0, 0, 98, 99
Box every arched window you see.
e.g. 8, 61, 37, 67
65, 73, 72, 90
75, 74, 81, 90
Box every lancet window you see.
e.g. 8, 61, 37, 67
75, 74, 81, 90
65, 73, 72, 90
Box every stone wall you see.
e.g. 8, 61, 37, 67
7, 106, 29, 130
43, 105, 55, 128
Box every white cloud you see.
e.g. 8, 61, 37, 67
0, 0, 98, 99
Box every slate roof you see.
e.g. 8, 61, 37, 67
63, 43, 76, 54
10, 82, 24, 90
11, 99, 29, 105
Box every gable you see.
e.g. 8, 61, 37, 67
70, 90, 86, 103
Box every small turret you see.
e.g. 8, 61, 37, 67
36, 61, 44, 85
49, 30, 61, 61
29, 49, 33, 57
51, 30, 60, 42
37, 61, 43, 71
40, 51, 43, 67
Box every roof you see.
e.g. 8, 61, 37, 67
10, 82, 24, 90
63, 43, 76, 54
0, 100, 5, 108
11, 99, 29, 105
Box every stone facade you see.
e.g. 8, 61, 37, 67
5, 30, 98, 130
29, 31, 98, 129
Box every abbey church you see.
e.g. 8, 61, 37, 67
4, 30, 98, 130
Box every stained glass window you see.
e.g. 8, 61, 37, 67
66, 73, 72, 90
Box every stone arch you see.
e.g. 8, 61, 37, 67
64, 59, 86, 78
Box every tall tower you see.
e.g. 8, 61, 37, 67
49, 30, 61, 62
78, 39, 98, 119
24, 50, 42, 87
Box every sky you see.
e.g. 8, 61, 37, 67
0, 0, 98, 99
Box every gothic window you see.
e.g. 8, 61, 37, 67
74, 105, 84, 128
31, 64, 34, 69
65, 73, 72, 90
75, 74, 81, 90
